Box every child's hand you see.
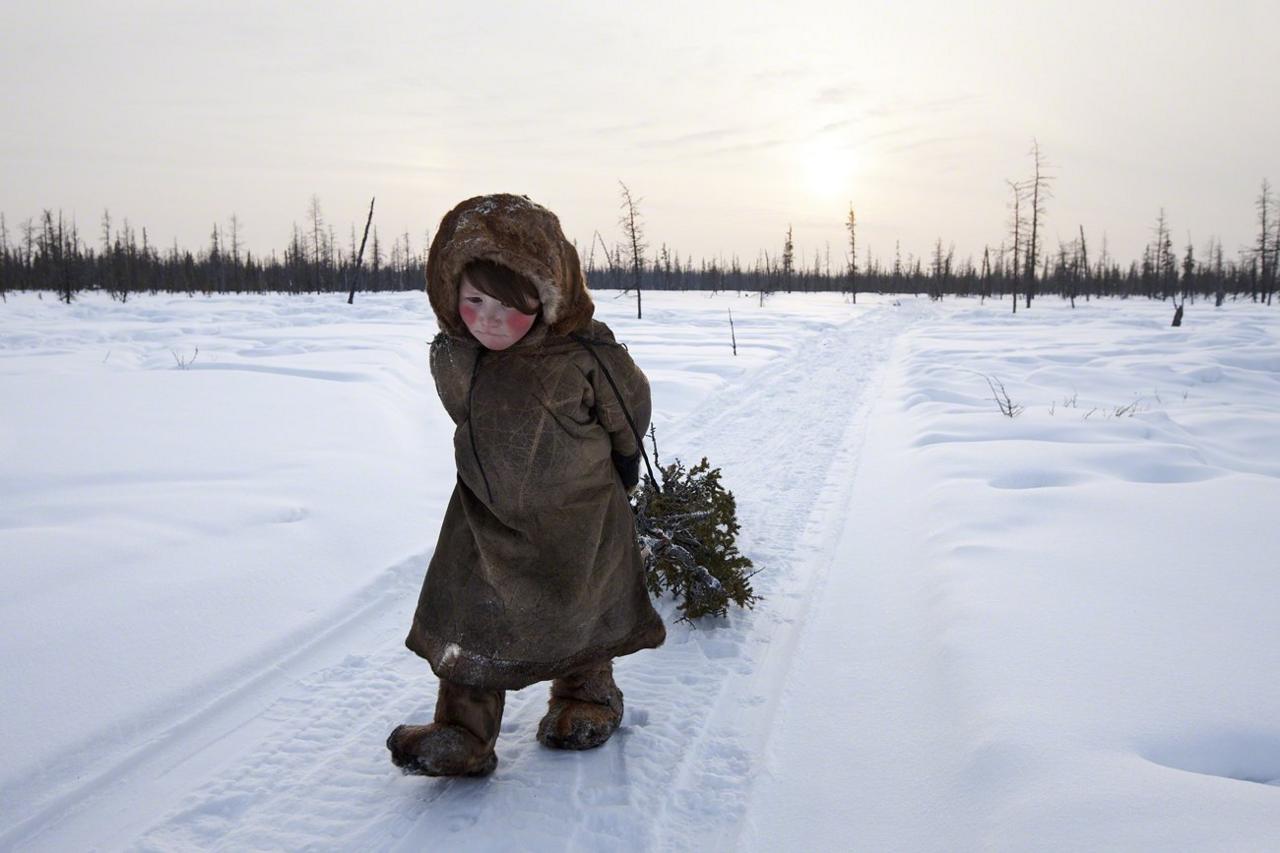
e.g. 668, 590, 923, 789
612, 449, 641, 491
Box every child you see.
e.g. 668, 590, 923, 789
387, 194, 666, 777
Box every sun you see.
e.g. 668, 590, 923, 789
798, 139, 856, 200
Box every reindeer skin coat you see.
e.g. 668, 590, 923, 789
405, 194, 666, 690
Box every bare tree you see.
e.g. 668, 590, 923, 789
402, 230, 413, 290
1182, 237, 1196, 302
1149, 208, 1177, 300
307, 195, 324, 289
1274, 194, 1280, 306
0, 213, 7, 301
345, 196, 375, 304
1256, 178, 1275, 305
782, 224, 794, 292
1073, 224, 1089, 308
1212, 236, 1227, 306
980, 245, 991, 303
845, 203, 857, 303
228, 213, 242, 289
228, 214, 242, 267
617, 180, 646, 319
930, 237, 946, 298
1005, 178, 1025, 313
1022, 139, 1053, 308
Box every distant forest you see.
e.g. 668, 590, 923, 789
3, 174, 1277, 310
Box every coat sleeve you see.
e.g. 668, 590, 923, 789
428, 332, 475, 426
589, 342, 651, 487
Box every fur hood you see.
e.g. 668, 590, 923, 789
425, 194, 596, 339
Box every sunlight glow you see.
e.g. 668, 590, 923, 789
798, 139, 857, 201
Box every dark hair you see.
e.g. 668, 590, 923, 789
461, 259, 541, 316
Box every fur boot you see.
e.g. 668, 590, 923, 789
536, 660, 624, 750
387, 678, 504, 776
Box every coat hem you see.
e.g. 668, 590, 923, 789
405, 615, 666, 691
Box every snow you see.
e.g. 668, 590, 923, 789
745, 300, 1280, 850
1, 290, 1277, 850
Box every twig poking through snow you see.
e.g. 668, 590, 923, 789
1113, 400, 1141, 418
984, 374, 1022, 418
171, 346, 198, 370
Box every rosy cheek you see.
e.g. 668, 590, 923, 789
459, 303, 478, 327
505, 311, 535, 338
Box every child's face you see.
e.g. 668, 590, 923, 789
458, 275, 539, 351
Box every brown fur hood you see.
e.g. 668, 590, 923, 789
425, 194, 595, 338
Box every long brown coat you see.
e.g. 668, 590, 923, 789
406, 194, 666, 690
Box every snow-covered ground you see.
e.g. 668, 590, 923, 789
2, 290, 1277, 851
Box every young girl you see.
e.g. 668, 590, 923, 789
387, 193, 666, 777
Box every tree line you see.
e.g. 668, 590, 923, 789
2, 167, 1277, 309
0, 197, 427, 304
601, 150, 1276, 312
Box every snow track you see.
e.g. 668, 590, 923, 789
8, 301, 917, 852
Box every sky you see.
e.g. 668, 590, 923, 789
2, 0, 1276, 272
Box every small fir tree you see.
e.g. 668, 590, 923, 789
631, 456, 758, 621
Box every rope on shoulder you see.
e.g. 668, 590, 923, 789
570, 333, 660, 492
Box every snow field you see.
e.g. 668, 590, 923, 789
749, 297, 1280, 851
1, 289, 895, 850
3, 291, 1278, 850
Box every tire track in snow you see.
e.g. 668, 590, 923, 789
646, 301, 919, 849
15, 302, 919, 852
3, 554, 430, 852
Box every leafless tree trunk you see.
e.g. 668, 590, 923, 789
345, 197, 374, 304
618, 180, 646, 319
228, 213, 242, 289
1023, 139, 1053, 308
845, 203, 857, 303
307, 195, 325, 290
1073, 225, 1089, 308
1257, 179, 1275, 305
980, 245, 991, 303
1006, 179, 1024, 314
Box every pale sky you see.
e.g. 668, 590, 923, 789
2, 0, 1276, 272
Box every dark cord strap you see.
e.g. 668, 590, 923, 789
571, 333, 660, 491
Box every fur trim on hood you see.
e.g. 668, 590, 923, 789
426, 194, 596, 338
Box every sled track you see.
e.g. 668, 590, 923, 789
12, 303, 919, 852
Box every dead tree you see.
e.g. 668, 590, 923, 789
845, 203, 857, 303
618, 180, 646, 319
1212, 237, 1227, 307
228, 213, 242, 290
1022, 139, 1053, 309
1274, 193, 1280, 306
308, 195, 325, 291
980, 245, 991, 303
0, 213, 8, 301
781, 225, 795, 293
1073, 225, 1088, 308
1257, 178, 1275, 305
345, 197, 375, 304
1005, 178, 1025, 313
1153, 208, 1177, 300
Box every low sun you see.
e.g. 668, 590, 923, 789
798, 139, 856, 200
